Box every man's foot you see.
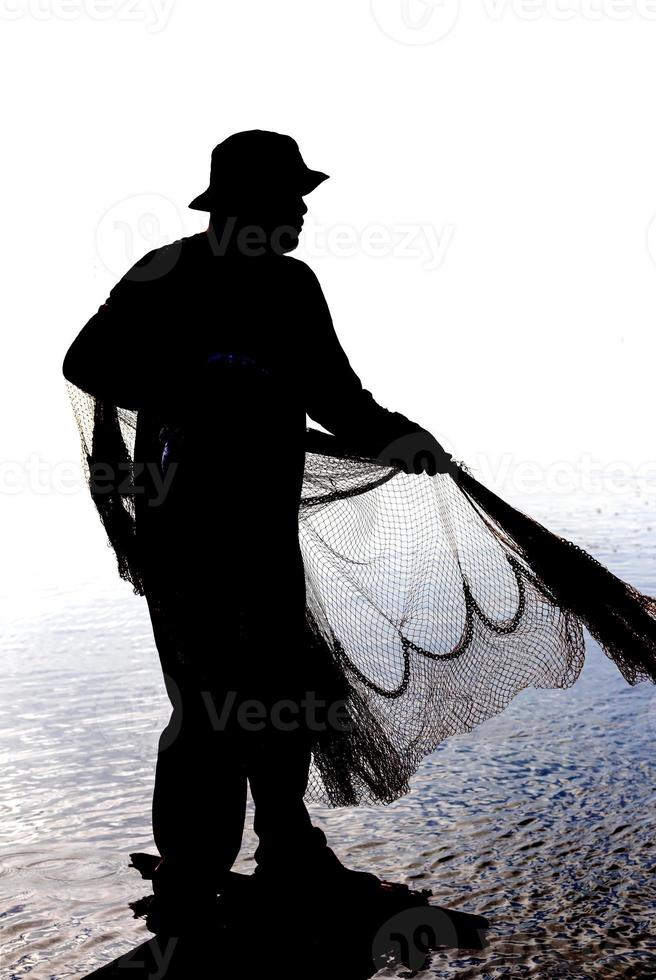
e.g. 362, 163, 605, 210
129, 889, 222, 936
149, 855, 225, 899
129, 852, 226, 935
253, 842, 385, 899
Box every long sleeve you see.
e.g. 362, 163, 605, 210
62, 246, 183, 413
299, 263, 424, 459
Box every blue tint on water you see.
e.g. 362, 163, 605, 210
1, 480, 655, 976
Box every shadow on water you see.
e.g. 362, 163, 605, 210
83, 853, 488, 979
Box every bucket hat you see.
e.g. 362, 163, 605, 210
189, 130, 329, 211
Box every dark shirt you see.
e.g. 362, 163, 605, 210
63, 232, 423, 535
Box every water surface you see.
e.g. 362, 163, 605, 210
2, 480, 655, 977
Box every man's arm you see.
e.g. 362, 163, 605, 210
299, 263, 451, 474
63, 246, 184, 413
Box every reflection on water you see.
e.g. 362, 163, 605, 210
2, 481, 656, 977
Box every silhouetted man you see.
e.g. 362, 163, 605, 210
63, 131, 450, 922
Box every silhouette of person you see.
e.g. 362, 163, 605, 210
63, 131, 451, 919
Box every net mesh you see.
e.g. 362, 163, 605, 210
66, 382, 656, 807
299, 449, 585, 804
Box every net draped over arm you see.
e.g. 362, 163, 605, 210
298, 263, 426, 460
62, 246, 186, 415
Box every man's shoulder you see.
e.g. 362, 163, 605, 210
110, 243, 322, 302
111, 233, 205, 297
132, 232, 205, 275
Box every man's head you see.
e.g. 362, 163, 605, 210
190, 130, 327, 256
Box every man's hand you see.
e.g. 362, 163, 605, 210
377, 429, 453, 476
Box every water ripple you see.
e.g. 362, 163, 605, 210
2, 486, 656, 976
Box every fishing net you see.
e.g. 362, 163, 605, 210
66, 382, 656, 808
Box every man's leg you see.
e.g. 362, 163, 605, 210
152, 694, 248, 891
246, 726, 328, 872
145, 583, 248, 893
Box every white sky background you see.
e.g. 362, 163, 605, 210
2, 1, 656, 601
